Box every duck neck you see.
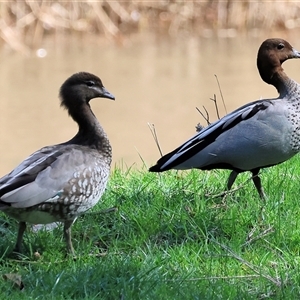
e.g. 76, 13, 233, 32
270, 71, 298, 97
259, 62, 295, 97
68, 104, 112, 155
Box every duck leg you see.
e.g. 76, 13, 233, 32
63, 219, 75, 255
227, 170, 238, 191
13, 221, 26, 253
227, 169, 266, 199
251, 168, 266, 200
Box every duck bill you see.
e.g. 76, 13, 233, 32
292, 48, 300, 58
101, 87, 115, 100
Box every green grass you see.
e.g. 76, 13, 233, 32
1, 156, 300, 299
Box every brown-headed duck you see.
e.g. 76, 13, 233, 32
150, 38, 300, 199
0, 72, 115, 254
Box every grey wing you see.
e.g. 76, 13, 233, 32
154, 99, 274, 170
0, 145, 89, 208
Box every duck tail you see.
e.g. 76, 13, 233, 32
149, 148, 179, 172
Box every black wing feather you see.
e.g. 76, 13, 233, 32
149, 102, 269, 172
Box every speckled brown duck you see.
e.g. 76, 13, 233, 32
150, 38, 300, 199
0, 72, 115, 255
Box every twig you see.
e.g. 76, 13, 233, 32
206, 185, 242, 199
206, 177, 252, 198
242, 226, 274, 248
148, 123, 163, 157
196, 106, 210, 125
211, 238, 282, 287
214, 74, 227, 114
170, 274, 261, 281
206, 172, 261, 198
8, 251, 109, 264
210, 94, 220, 120
196, 90, 222, 130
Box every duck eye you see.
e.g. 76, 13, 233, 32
86, 81, 95, 87
277, 43, 284, 50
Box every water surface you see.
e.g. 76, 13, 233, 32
1, 33, 299, 175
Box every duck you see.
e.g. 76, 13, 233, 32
149, 38, 300, 199
0, 72, 115, 255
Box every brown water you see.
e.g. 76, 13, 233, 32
1, 33, 300, 175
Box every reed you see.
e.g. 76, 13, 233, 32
1, 1, 300, 52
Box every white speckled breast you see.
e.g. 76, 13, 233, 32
4, 156, 110, 224
285, 81, 300, 152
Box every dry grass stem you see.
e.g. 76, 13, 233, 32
196, 106, 210, 127
214, 74, 227, 115
206, 175, 253, 199
148, 123, 163, 157
242, 226, 275, 248
212, 239, 282, 287
210, 94, 220, 120
179, 274, 261, 281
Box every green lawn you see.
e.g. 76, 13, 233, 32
1, 156, 300, 299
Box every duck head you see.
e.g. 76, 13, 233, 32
257, 38, 300, 92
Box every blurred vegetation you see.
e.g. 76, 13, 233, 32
1, 0, 300, 53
